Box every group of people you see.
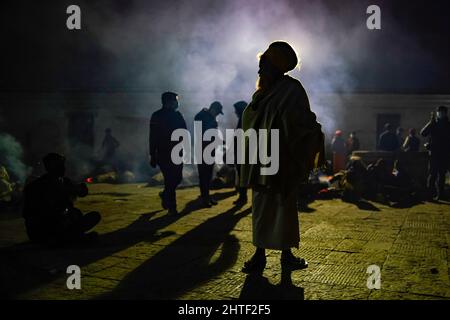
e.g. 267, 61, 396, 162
331, 124, 424, 174
22, 42, 325, 274
148, 94, 249, 215
331, 157, 417, 205
20, 41, 449, 277
330, 105, 450, 202
331, 131, 360, 172
151, 42, 324, 272
378, 123, 421, 152
19, 44, 449, 280
20, 42, 449, 282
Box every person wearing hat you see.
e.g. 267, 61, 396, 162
240, 41, 325, 273
420, 106, 450, 200
22, 153, 101, 246
233, 100, 248, 205
194, 101, 224, 207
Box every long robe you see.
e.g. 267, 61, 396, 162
240, 75, 324, 250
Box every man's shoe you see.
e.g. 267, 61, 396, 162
281, 255, 308, 270
168, 208, 178, 216
209, 198, 218, 205
233, 197, 247, 206
201, 198, 212, 208
242, 255, 266, 274
159, 191, 168, 209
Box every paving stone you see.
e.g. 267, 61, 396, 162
1, 184, 449, 299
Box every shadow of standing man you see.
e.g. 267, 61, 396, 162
239, 264, 304, 300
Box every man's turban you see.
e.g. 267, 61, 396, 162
261, 41, 298, 74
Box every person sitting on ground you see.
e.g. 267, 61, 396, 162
366, 158, 395, 203
341, 156, 368, 202
390, 160, 417, 204
22, 153, 101, 246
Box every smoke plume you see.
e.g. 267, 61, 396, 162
0, 133, 31, 183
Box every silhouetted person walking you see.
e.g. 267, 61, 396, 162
194, 101, 224, 207
23, 153, 101, 246
233, 100, 248, 205
402, 128, 420, 152
378, 123, 399, 151
149, 92, 187, 214
240, 41, 324, 273
420, 106, 450, 201
102, 128, 120, 167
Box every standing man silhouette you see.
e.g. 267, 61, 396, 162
149, 92, 187, 215
240, 42, 325, 273
420, 106, 450, 201
233, 100, 249, 205
102, 128, 120, 167
194, 101, 224, 207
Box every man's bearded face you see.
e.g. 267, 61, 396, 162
256, 55, 280, 91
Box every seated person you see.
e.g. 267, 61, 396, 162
342, 157, 368, 202
390, 160, 417, 203
23, 153, 101, 246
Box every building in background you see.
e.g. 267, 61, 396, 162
1, 90, 449, 180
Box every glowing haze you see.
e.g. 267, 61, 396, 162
82, 0, 382, 133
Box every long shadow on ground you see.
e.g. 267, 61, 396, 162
99, 205, 251, 299
239, 266, 304, 300
0, 210, 164, 298
0, 190, 237, 298
179, 190, 237, 216
342, 199, 381, 211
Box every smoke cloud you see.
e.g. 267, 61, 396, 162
81, 0, 368, 130
77, 0, 428, 135
4, 0, 435, 182
0, 133, 31, 183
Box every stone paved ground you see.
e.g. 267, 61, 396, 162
1, 183, 449, 300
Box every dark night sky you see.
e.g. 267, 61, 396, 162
2, 0, 450, 93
